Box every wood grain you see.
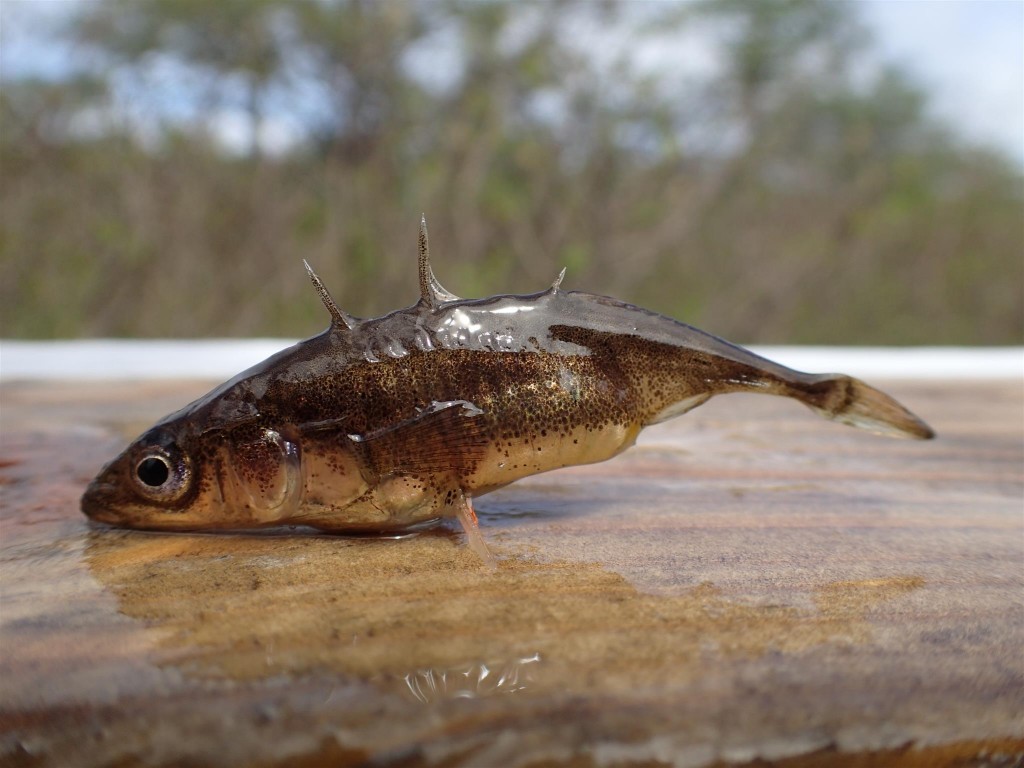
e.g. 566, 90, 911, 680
1, 379, 1021, 767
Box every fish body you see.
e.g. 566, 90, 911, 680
82, 219, 934, 562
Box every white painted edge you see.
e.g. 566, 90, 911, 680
0, 339, 1021, 382
751, 346, 1023, 381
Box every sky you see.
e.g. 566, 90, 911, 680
1, 0, 1022, 166
859, 0, 1023, 166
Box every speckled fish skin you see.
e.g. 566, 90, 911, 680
81, 219, 934, 559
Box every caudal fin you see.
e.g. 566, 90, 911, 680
797, 374, 935, 440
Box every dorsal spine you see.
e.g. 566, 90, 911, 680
303, 260, 358, 330
417, 215, 461, 309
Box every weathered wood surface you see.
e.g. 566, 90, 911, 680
1, 378, 1021, 767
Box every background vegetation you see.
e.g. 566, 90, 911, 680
2, 0, 1021, 343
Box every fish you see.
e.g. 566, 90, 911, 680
81, 217, 934, 564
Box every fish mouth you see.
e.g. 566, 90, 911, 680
80, 479, 185, 530
80, 477, 129, 525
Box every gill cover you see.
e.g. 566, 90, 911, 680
226, 428, 303, 518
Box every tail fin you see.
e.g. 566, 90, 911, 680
795, 374, 935, 440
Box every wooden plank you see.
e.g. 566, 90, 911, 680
1, 379, 1021, 767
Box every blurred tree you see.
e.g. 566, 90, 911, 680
75, 0, 285, 158
290, 0, 430, 156
0, 0, 1020, 344
0, 75, 110, 151
697, 0, 865, 124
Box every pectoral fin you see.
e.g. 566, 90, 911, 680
349, 400, 492, 480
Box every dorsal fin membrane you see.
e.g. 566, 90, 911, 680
303, 260, 357, 330
418, 215, 461, 309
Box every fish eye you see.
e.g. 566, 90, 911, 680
131, 443, 193, 503
136, 457, 170, 487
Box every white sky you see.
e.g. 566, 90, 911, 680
1, 0, 1022, 165
859, 0, 1023, 165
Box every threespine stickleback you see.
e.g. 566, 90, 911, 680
81, 218, 934, 564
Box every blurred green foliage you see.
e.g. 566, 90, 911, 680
1, 0, 1021, 343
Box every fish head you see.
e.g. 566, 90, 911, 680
81, 418, 305, 530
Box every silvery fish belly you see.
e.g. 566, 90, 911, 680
81, 218, 935, 564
